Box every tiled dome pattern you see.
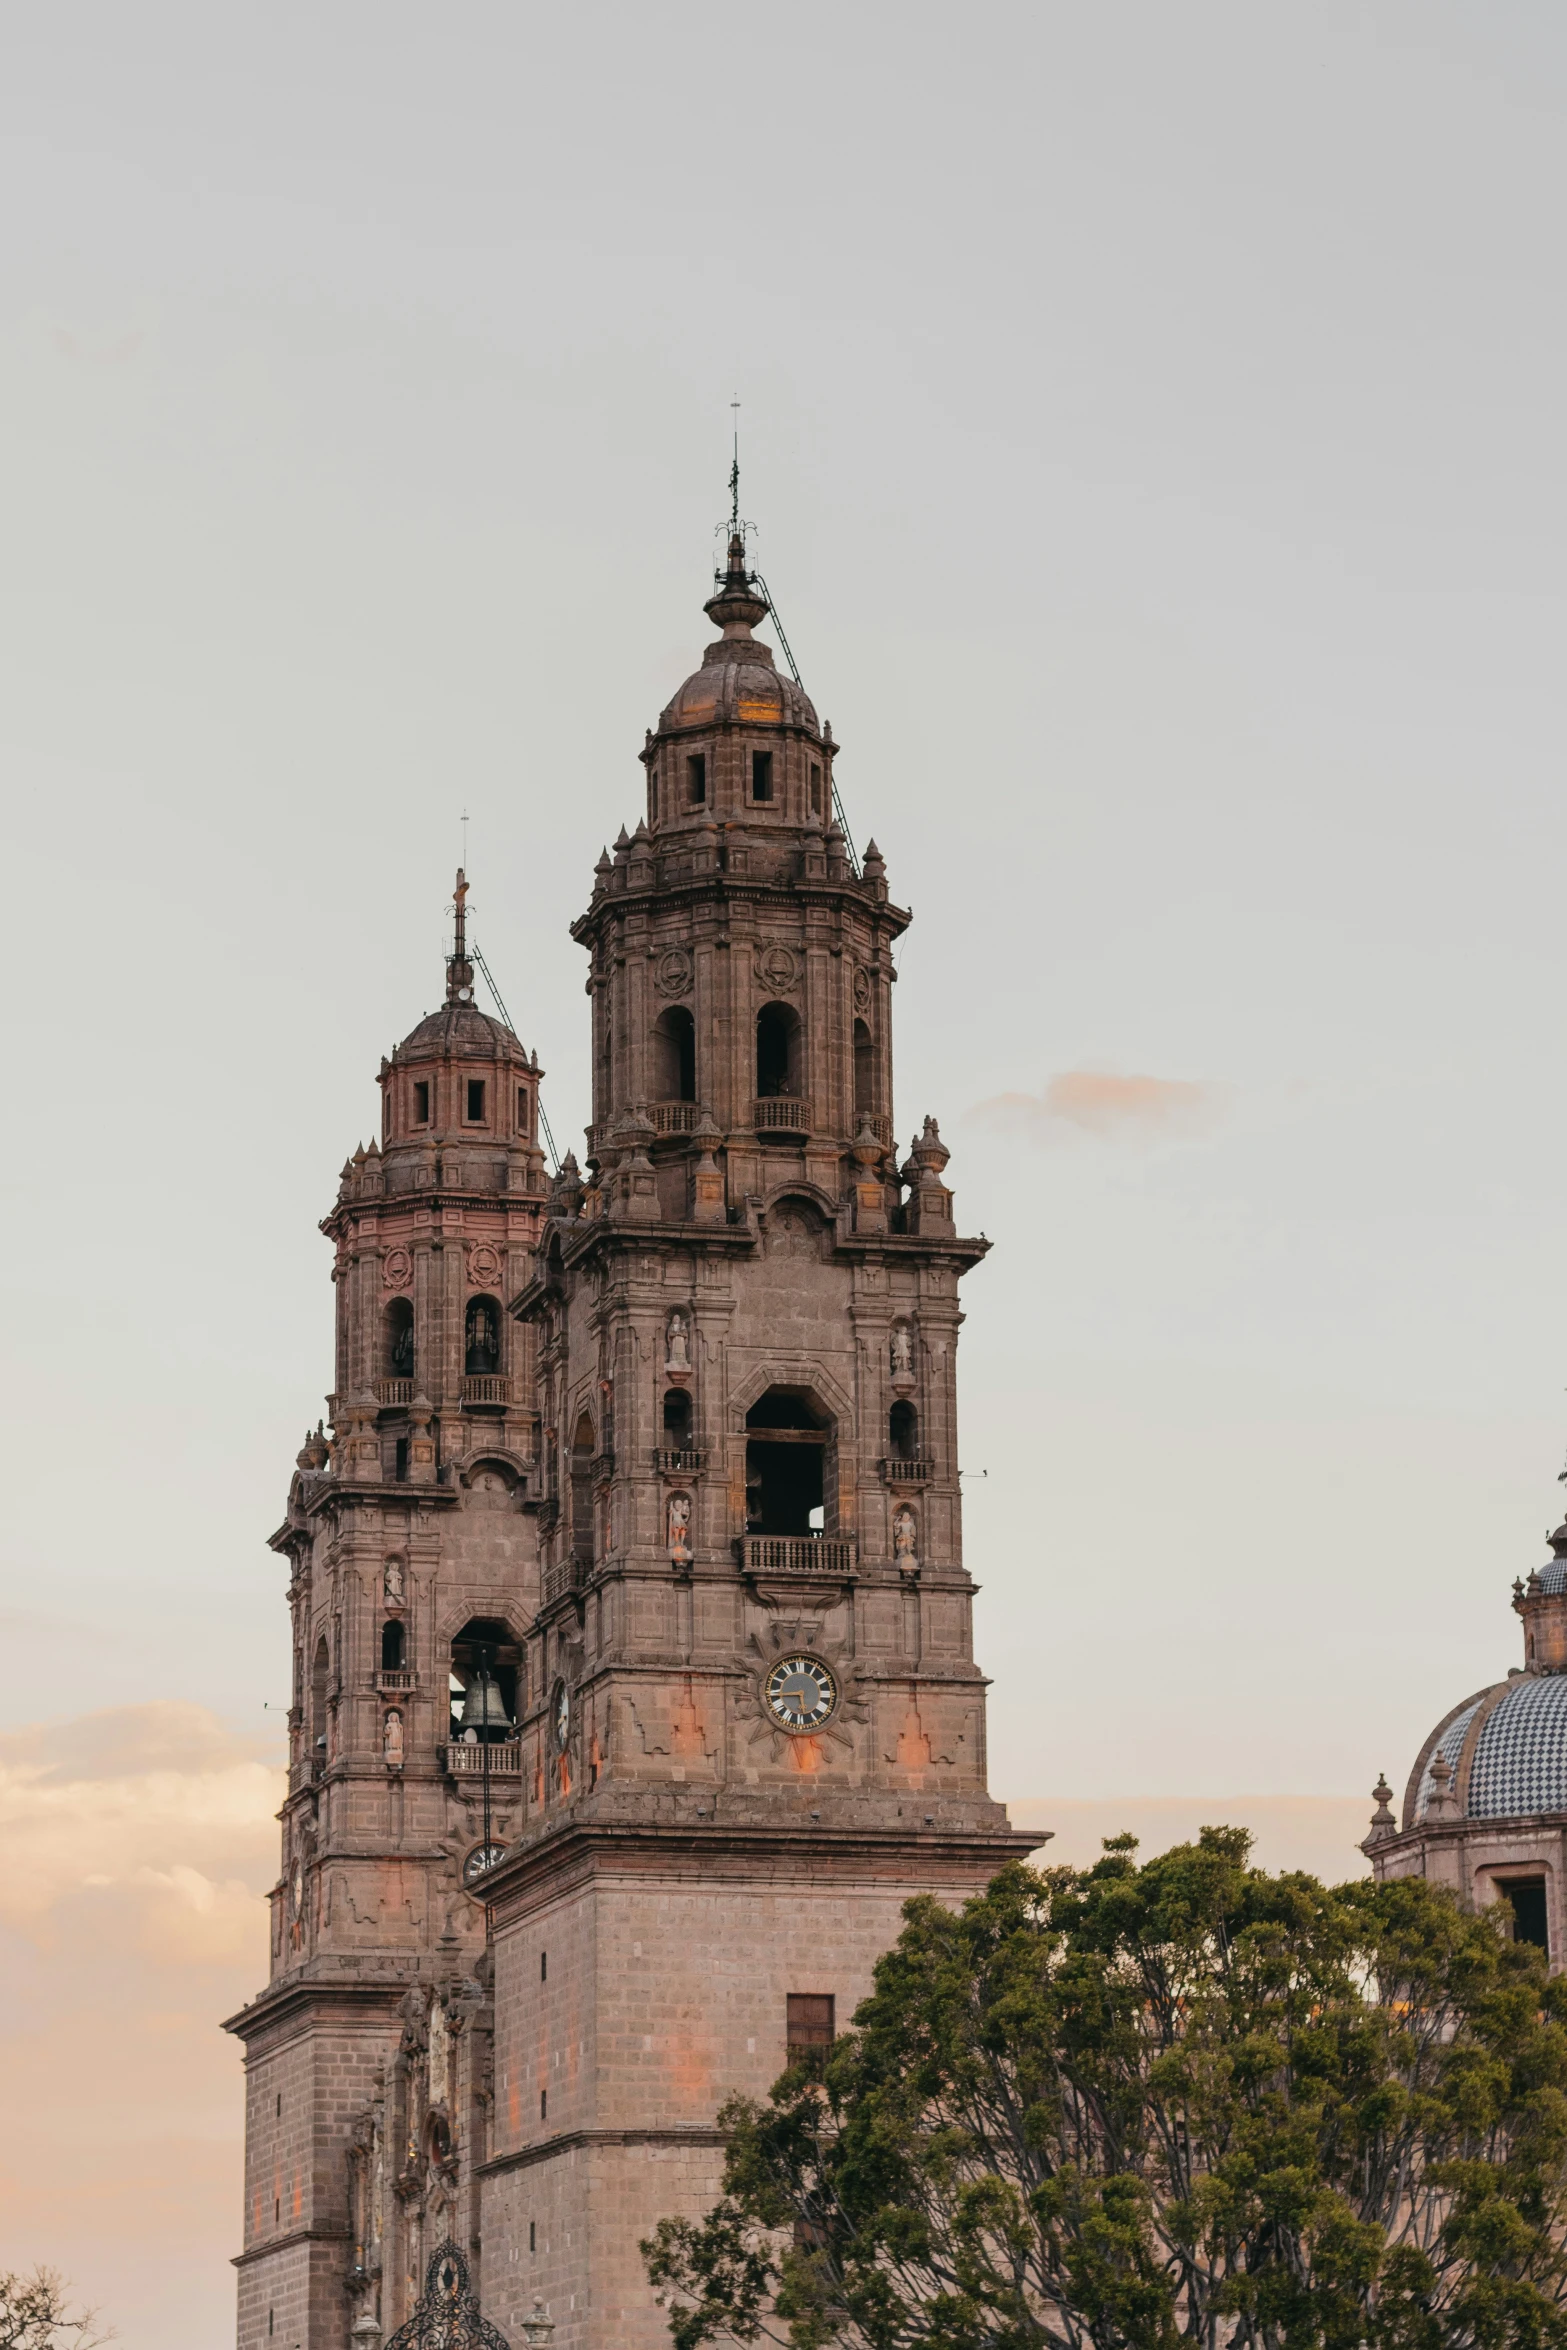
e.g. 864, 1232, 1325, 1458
1416, 1699, 1482, 1819
1468, 1675, 1567, 1817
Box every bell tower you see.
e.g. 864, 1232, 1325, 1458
475, 524, 1033, 2347
226, 878, 550, 2350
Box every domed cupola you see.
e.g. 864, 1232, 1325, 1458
640, 525, 835, 841
1365, 1479, 1567, 1961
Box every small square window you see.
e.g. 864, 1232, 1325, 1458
687, 753, 706, 807
413, 1080, 430, 1124
751, 750, 774, 803
466, 1079, 486, 1123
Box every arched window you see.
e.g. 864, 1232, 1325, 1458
570, 1411, 596, 1564
853, 1019, 874, 1123
653, 1005, 696, 1104
449, 1617, 520, 1744
889, 1400, 919, 1461
465, 1296, 501, 1376
310, 1637, 330, 1760
745, 1387, 829, 1536
662, 1387, 693, 1446
756, 1002, 800, 1099
385, 1298, 414, 1379
380, 1620, 406, 1673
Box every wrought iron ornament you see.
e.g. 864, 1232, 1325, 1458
383, 2241, 516, 2350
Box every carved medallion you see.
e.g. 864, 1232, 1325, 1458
465, 1240, 503, 1290
382, 1245, 413, 1291
852, 965, 873, 1017
653, 946, 693, 998
757, 943, 799, 995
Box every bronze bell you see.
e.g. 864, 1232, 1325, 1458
457, 1673, 512, 1733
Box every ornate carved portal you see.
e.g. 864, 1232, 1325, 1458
383, 2242, 515, 2350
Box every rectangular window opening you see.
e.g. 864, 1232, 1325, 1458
275, 2092, 281, 2117
751, 749, 774, 803
540, 2088, 548, 2120
413, 1080, 430, 1124
1506, 1877, 1550, 1952
541, 1949, 547, 1982
466, 1078, 486, 1123
810, 763, 823, 816
687, 753, 706, 806
529, 2221, 536, 2254
395, 1437, 409, 1482
786, 1991, 835, 2077
517, 1084, 528, 1131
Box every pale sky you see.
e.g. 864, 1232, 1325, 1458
3, 6, 1567, 2341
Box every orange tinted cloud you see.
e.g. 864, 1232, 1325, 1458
0, 1705, 279, 2349
970, 1069, 1224, 1142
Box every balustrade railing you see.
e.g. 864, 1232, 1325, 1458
652, 1446, 706, 1474
738, 1534, 857, 1577
461, 1374, 511, 1405
881, 1458, 934, 1483
542, 1556, 585, 1607
377, 1669, 418, 1692
751, 1097, 812, 1135
377, 1378, 415, 1406
445, 1740, 523, 1778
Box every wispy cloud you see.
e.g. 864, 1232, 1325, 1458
968, 1069, 1226, 1145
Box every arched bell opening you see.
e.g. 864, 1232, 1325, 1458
889, 1399, 919, 1460
745, 1386, 831, 1537
755, 1001, 801, 1100
384, 1297, 414, 1380
853, 1018, 875, 1123
662, 1386, 694, 1446
310, 1637, 330, 1761
380, 1619, 406, 1673
570, 1411, 597, 1565
448, 1616, 521, 1744
652, 1005, 697, 1104
464, 1294, 502, 1376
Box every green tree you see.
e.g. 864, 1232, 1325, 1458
644, 1830, 1567, 2350
0, 2269, 108, 2350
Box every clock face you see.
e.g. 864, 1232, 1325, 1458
463, 1843, 505, 1887
552, 1678, 571, 1753
765, 1655, 838, 1734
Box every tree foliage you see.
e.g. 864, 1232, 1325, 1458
643, 1830, 1567, 2349
0, 2269, 108, 2350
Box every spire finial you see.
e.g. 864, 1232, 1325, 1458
446, 867, 474, 1006
729, 397, 740, 538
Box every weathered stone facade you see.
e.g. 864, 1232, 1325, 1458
227, 530, 1033, 2349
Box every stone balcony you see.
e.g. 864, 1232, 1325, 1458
652, 1446, 706, 1474
751, 1096, 812, 1136
377, 1669, 418, 1692
738, 1533, 857, 1577
445, 1740, 523, 1779
541, 1556, 586, 1608
461, 1374, 511, 1405
377, 1377, 415, 1406
881, 1458, 935, 1483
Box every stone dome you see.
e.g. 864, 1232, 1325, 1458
1411, 1673, 1567, 1823
393, 1002, 527, 1063
656, 529, 820, 739
658, 640, 820, 738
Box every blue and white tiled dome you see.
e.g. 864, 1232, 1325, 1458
1413, 1674, 1567, 1822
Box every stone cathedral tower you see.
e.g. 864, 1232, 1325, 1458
227, 525, 1032, 2350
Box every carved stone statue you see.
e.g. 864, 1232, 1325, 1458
890, 1324, 914, 1379
383, 1556, 405, 1606
892, 1507, 919, 1569
668, 1492, 693, 1565
383, 1708, 404, 1769
665, 1310, 691, 1372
